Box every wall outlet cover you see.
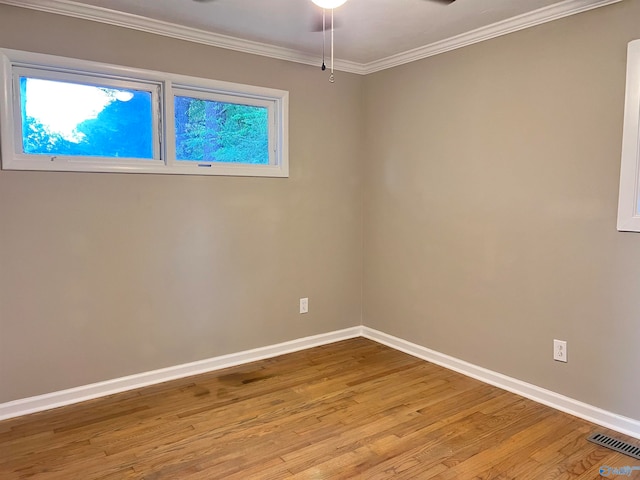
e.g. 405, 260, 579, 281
554, 339, 567, 362
299, 298, 309, 314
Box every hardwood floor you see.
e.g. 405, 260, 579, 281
1, 338, 638, 479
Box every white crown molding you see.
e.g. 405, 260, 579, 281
0, 0, 621, 76
0, 326, 363, 421
0, 0, 368, 75
362, 327, 640, 440
363, 0, 622, 74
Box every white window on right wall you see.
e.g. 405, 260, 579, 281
617, 39, 640, 232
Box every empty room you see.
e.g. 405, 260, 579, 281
1, 0, 640, 478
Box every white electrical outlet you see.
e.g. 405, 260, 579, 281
554, 339, 567, 362
299, 297, 309, 314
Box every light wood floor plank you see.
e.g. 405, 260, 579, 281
1, 338, 638, 479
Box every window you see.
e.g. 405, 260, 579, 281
617, 39, 640, 231
0, 49, 288, 177
17, 71, 160, 161
173, 89, 272, 165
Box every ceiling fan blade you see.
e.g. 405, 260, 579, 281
424, 0, 456, 4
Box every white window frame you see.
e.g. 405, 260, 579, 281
11, 66, 164, 167
617, 40, 640, 231
0, 48, 289, 177
171, 86, 276, 169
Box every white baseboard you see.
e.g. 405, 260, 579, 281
362, 327, 640, 440
0, 326, 363, 421
3, 324, 639, 442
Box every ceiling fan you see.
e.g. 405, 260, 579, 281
194, 0, 456, 31
193, 0, 456, 11
309, 0, 455, 32
193, 0, 457, 82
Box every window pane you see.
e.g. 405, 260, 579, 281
175, 96, 269, 164
20, 77, 154, 159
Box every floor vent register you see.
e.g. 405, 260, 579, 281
588, 432, 640, 460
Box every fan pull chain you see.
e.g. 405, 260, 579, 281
321, 9, 326, 71
329, 8, 335, 83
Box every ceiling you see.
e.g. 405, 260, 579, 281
1, 0, 621, 73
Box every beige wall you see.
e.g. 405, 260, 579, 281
0, 5, 363, 402
363, 0, 640, 420
2, 0, 640, 424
